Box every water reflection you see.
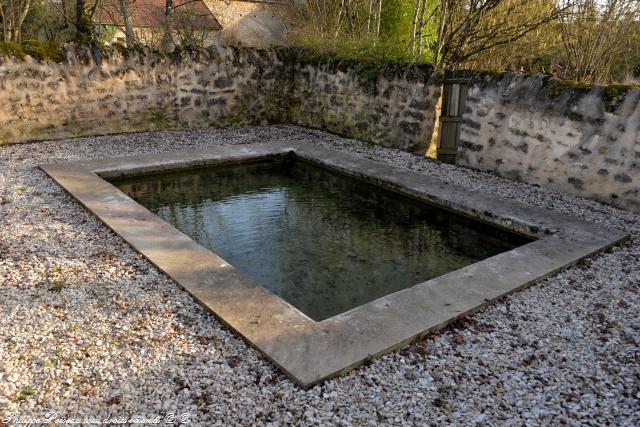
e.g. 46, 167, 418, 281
113, 160, 531, 321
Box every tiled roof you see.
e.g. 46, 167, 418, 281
96, 0, 222, 29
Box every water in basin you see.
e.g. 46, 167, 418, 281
112, 158, 531, 321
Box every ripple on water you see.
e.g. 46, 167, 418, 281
113, 160, 531, 321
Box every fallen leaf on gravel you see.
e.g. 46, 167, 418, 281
107, 394, 122, 405
227, 355, 242, 367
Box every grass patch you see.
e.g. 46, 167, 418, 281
49, 280, 67, 292
14, 387, 36, 402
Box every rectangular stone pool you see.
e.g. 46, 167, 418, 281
40, 141, 627, 387
112, 159, 532, 321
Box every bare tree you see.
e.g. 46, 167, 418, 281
1, 0, 32, 41
173, 4, 218, 48
335, 0, 345, 38
47, 0, 102, 43
288, 0, 375, 40
374, 0, 381, 39
558, 0, 640, 83
28, 0, 79, 42
409, 0, 423, 55
366, 0, 373, 33
409, 0, 436, 59
432, 0, 565, 71
39, 8, 69, 41
95, 0, 137, 46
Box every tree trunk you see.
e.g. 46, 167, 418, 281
373, 0, 382, 45
434, 0, 448, 71
335, 0, 345, 39
1, 0, 32, 42
162, 0, 175, 52
118, 0, 135, 47
416, 0, 427, 57
75, 0, 91, 42
409, 0, 421, 55
367, 0, 374, 35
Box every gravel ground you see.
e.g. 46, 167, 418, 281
0, 125, 638, 426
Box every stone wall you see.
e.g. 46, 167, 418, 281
275, 61, 438, 153
0, 44, 440, 154
458, 73, 640, 212
5, 44, 639, 211
0, 46, 265, 144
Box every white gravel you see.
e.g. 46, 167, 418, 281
0, 125, 638, 425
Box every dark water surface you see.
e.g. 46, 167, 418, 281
112, 159, 531, 321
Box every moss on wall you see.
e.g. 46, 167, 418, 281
272, 46, 435, 84
603, 83, 638, 99
109, 42, 149, 60
545, 78, 639, 111
547, 79, 592, 99
0, 41, 436, 86
0, 41, 64, 62
603, 83, 640, 112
